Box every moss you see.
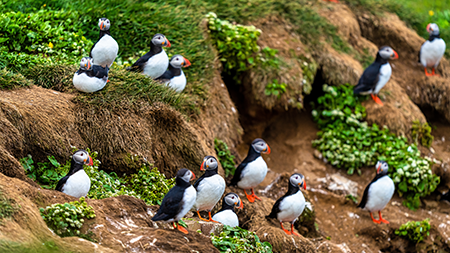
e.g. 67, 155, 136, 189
0, 68, 33, 90
0, 240, 61, 253
411, 120, 434, 148
0, 188, 19, 224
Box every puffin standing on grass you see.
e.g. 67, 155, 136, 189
192, 156, 226, 222
127, 33, 171, 79
357, 161, 395, 224
90, 18, 119, 68
152, 168, 196, 234
353, 46, 399, 106
266, 173, 306, 236
156, 54, 191, 92
419, 23, 446, 76
55, 150, 93, 198
212, 193, 243, 227
229, 138, 271, 203
73, 57, 109, 93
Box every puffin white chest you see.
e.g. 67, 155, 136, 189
165, 71, 186, 92
420, 39, 446, 67
174, 185, 197, 221
73, 72, 107, 93
373, 63, 392, 94
91, 34, 119, 68
277, 191, 306, 223
194, 174, 226, 211
62, 169, 91, 198
143, 50, 169, 79
237, 156, 268, 190
364, 176, 395, 212
212, 209, 239, 227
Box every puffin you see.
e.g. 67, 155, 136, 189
211, 193, 243, 227
192, 156, 226, 222
266, 173, 306, 236
127, 33, 171, 79
419, 23, 446, 76
90, 18, 119, 68
152, 168, 196, 234
156, 54, 191, 92
353, 46, 398, 106
55, 150, 93, 198
357, 161, 395, 224
229, 138, 271, 203
73, 57, 109, 93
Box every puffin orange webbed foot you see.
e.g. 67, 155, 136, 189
177, 223, 189, 234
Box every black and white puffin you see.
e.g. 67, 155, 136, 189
55, 150, 93, 198
419, 23, 446, 76
192, 156, 226, 222
266, 173, 306, 236
90, 18, 119, 68
152, 168, 196, 234
229, 138, 271, 203
353, 46, 398, 106
357, 161, 395, 224
212, 193, 243, 227
127, 33, 171, 79
73, 57, 109, 93
156, 54, 191, 93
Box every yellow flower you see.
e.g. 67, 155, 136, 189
429, 10, 434, 16
48, 42, 54, 48
43, 4, 46, 7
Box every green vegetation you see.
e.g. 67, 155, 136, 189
39, 197, 95, 239
0, 239, 60, 253
312, 84, 440, 210
265, 79, 287, 98
395, 218, 431, 243
214, 138, 236, 177
411, 120, 434, 148
0, 68, 34, 89
0, 188, 19, 224
211, 225, 272, 253
21, 148, 174, 205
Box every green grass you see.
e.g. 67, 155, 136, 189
0, 240, 61, 253
0, 188, 19, 224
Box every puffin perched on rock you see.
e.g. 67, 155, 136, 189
419, 23, 446, 76
152, 168, 196, 234
212, 193, 243, 227
156, 54, 191, 92
193, 156, 226, 222
266, 173, 306, 236
90, 18, 119, 68
229, 138, 270, 203
127, 33, 171, 79
73, 57, 109, 93
358, 161, 395, 224
353, 46, 398, 106
55, 150, 93, 198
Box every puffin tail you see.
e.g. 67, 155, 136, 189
151, 212, 170, 222
353, 83, 368, 95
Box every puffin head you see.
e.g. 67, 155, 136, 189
251, 138, 271, 154
200, 156, 218, 171
427, 23, 440, 35
177, 168, 196, 183
73, 149, 93, 166
152, 33, 171, 47
378, 46, 398, 60
79, 57, 92, 70
98, 18, 111, 31
169, 54, 191, 68
376, 160, 389, 175
224, 192, 243, 209
290, 173, 306, 190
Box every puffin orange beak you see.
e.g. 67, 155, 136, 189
191, 172, 196, 181
182, 57, 191, 67
376, 164, 381, 174
200, 160, 205, 171
299, 180, 306, 190
391, 50, 398, 60
427, 23, 432, 33
85, 156, 93, 166
238, 198, 244, 209
100, 21, 105, 30
263, 144, 271, 154
164, 38, 171, 47
87, 60, 91, 70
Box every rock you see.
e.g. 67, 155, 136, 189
184, 219, 224, 236
313, 149, 323, 160
423, 199, 439, 209
324, 173, 358, 197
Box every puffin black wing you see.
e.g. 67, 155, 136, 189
266, 196, 285, 219
155, 69, 175, 82
127, 52, 156, 72
89, 65, 109, 78
89, 42, 97, 58
229, 162, 248, 186
357, 174, 384, 208
353, 63, 382, 95
55, 175, 69, 192
193, 174, 206, 190
151, 186, 184, 221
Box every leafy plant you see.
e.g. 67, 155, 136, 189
0, 188, 19, 224
0, 68, 34, 89
312, 84, 440, 210
214, 138, 236, 177
395, 218, 431, 243
265, 79, 286, 98
20, 155, 68, 189
411, 120, 434, 148
39, 197, 95, 239
211, 225, 272, 253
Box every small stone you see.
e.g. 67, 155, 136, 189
313, 150, 323, 160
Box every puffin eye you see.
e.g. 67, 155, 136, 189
158, 37, 161, 40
